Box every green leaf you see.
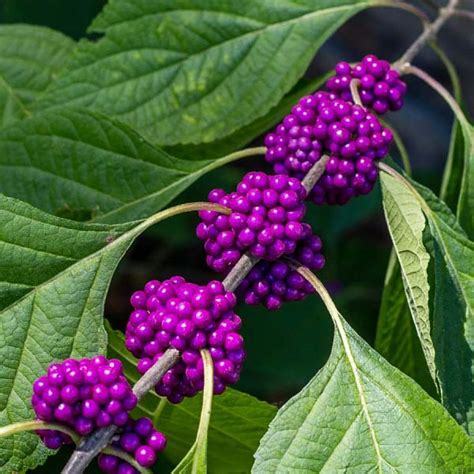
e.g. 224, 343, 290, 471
253, 270, 474, 473
37, 0, 375, 146
0, 107, 263, 224
412, 181, 474, 435
380, 166, 474, 436
375, 253, 435, 395
441, 121, 465, 212
0, 24, 74, 127
430, 41, 469, 230
448, 121, 473, 238
380, 172, 436, 386
0, 197, 222, 471
106, 324, 276, 473
166, 74, 329, 160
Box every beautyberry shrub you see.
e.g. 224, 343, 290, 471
97, 417, 166, 473
32, 357, 137, 448
326, 54, 407, 114
125, 277, 245, 403
197, 171, 307, 273
264, 92, 393, 205
237, 227, 325, 310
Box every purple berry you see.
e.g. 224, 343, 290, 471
148, 431, 167, 451
98, 454, 119, 472
326, 56, 407, 114
97, 417, 166, 474
135, 445, 157, 467
197, 172, 307, 271
125, 277, 245, 403
264, 92, 393, 205
238, 225, 324, 309
31, 356, 135, 449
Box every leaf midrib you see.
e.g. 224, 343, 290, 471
333, 316, 386, 473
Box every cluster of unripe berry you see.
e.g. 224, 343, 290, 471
30, 55, 405, 471
125, 277, 245, 403
98, 417, 166, 474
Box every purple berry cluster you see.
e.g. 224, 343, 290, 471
98, 417, 166, 474
237, 227, 325, 310
326, 55, 407, 114
125, 277, 245, 403
196, 171, 307, 273
32, 357, 137, 449
264, 91, 393, 205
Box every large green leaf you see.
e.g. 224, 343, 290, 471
37, 0, 375, 146
375, 253, 435, 395
0, 24, 74, 127
413, 182, 474, 435
0, 107, 259, 224
381, 167, 474, 436
0, 196, 221, 472
106, 325, 276, 473
253, 272, 474, 473
380, 172, 436, 386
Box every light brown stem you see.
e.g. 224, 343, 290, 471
395, 0, 460, 72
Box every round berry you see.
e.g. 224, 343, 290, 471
125, 278, 245, 403
264, 92, 393, 205
31, 356, 135, 449
238, 226, 324, 309
326, 56, 407, 113
197, 173, 308, 273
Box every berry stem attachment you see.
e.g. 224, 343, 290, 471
349, 79, 363, 107
222, 155, 330, 292
403, 64, 464, 120
395, 0, 459, 72
61, 348, 180, 474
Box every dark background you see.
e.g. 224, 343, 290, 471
1, 0, 472, 471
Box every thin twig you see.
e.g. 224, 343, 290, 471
301, 155, 330, 193
379, 0, 431, 24
394, 0, 459, 72
222, 253, 260, 292
404, 64, 464, 119
452, 8, 474, 21
61, 349, 180, 474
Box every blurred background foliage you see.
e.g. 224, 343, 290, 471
1, 1, 472, 471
